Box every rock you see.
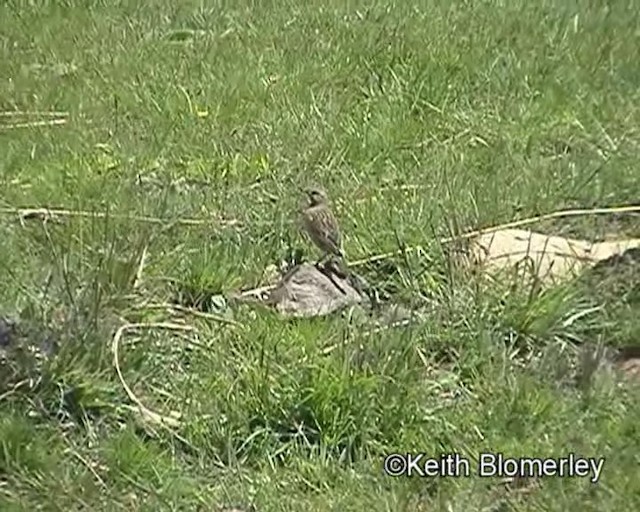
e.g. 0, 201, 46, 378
266, 263, 366, 318
464, 228, 640, 286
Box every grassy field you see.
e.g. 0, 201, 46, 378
1, 0, 639, 510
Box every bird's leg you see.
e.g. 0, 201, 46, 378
315, 252, 329, 268
331, 256, 349, 279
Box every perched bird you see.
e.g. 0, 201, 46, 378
300, 187, 345, 265
0, 316, 17, 348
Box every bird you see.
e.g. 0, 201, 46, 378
300, 187, 345, 266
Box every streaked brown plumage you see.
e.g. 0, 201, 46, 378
301, 187, 344, 263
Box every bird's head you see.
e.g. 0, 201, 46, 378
306, 187, 328, 206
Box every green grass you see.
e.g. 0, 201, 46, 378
1, 0, 639, 510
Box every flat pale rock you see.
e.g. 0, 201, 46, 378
466, 228, 640, 285
266, 263, 365, 318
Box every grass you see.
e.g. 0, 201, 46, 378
1, 0, 639, 510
